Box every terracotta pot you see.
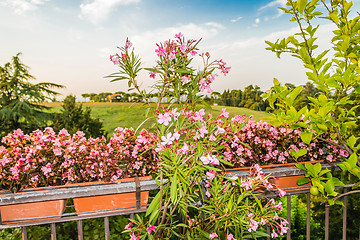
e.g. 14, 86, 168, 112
0, 189, 66, 224
73, 176, 152, 214
226, 161, 323, 192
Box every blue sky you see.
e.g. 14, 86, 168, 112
1, 0, 358, 99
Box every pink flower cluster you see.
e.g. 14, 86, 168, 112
221, 117, 348, 167
0, 127, 159, 192
155, 107, 348, 169
149, 33, 230, 94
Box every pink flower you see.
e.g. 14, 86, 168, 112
124, 222, 132, 230
247, 218, 259, 232
173, 131, 181, 141
181, 75, 191, 84
209, 232, 218, 239
126, 40, 132, 48
193, 109, 206, 121
326, 154, 333, 161
110, 55, 120, 65
155, 45, 166, 57
170, 108, 180, 120
199, 124, 208, 138
149, 71, 156, 79
146, 225, 156, 234
241, 180, 252, 190
227, 234, 236, 240
169, 53, 176, 60
220, 108, 229, 118
179, 43, 187, 53
205, 190, 211, 198
53, 148, 62, 156
175, 32, 183, 39
157, 113, 172, 126
200, 155, 211, 165
215, 126, 225, 135
210, 155, 220, 165
130, 233, 139, 240
253, 164, 262, 173
278, 189, 286, 197
260, 218, 267, 225
179, 143, 189, 154
275, 202, 283, 211
271, 231, 279, 238
209, 134, 216, 141
41, 163, 52, 175
188, 217, 193, 227
161, 133, 174, 145
206, 170, 216, 181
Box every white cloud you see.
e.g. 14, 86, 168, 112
231, 16, 243, 23
258, 0, 287, 11
0, 0, 48, 15
204, 22, 225, 29
255, 18, 260, 24
79, 0, 140, 24
258, 0, 287, 18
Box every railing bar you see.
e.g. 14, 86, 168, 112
21, 226, 27, 240
306, 192, 310, 240
0, 208, 148, 229
51, 223, 57, 240
104, 217, 110, 240
325, 204, 329, 240
77, 220, 83, 240
343, 188, 348, 240
287, 194, 291, 240
1, 204, 150, 224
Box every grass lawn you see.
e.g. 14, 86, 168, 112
43, 102, 270, 136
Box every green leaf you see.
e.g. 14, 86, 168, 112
170, 173, 178, 203
325, 179, 335, 194
297, 177, 310, 185
347, 153, 358, 169
314, 163, 322, 175
297, 0, 308, 13
273, 78, 280, 86
300, 132, 313, 145
347, 136, 357, 148
296, 163, 306, 171
146, 191, 161, 217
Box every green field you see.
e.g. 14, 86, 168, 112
44, 102, 270, 136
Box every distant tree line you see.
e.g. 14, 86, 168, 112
81, 82, 323, 113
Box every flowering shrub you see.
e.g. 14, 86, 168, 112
0, 127, 159, 192
107, 32, 353, 239
109, 33, 230, 112
125, 165, 288, 239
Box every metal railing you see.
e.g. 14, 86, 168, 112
0, 165, 358, 240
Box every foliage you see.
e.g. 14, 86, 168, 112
221, 85, 268, 111
263, 0, 360, 201
52, 95, 105, 138
0, 53, 63, 138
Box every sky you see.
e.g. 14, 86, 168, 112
1, 0, 359, 100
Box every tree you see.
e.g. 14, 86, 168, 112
0, 53, 63, 137
81, 93, 90, 102
52, 95, 105, 138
